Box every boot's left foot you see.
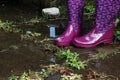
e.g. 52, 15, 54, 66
55, 23, 81, 46
72, 26, 114, 48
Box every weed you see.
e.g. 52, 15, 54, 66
91, 51, 108, 60
85, 5, 95, 13
4, 20, 14, 27
61, 73, 83, 80
26, 31, 41, 37
0, 20, 22, 33
8, 70, 44, 80
112, 49, 120, 55
20, 31, 41, 41
8, 74, 18, 80
55, 49, 87, 70
0, 20, 5, 30
29, 17, 40, 23
0, 20, 14, 30
114, 30, 120, 41
40, 69, 49, 78
19, 72, 31, 80
85, 0, 95, 13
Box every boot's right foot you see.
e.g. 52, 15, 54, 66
72, 26, 114, 48
55, 23, 81, 46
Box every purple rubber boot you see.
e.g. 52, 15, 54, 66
73, 0, 120, 48
55, 0, 85, 46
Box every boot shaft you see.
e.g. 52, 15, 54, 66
67, 0, 85, 30
95, 0, 120, 33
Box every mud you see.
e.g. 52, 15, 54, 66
0, 4, 120, 80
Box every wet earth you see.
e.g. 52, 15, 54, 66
0, 4, 120, 80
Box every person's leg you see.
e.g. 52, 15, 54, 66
67, 0, 85, 31
95, 0, 120, 33
55, 0, 85, 46
73, 0, 120, 48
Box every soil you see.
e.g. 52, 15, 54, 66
0, 4, 120, 80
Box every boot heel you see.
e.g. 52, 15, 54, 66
103, 39, 113, 44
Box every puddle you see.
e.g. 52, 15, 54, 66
0, 4, 120, 80
94, 53, 120, 78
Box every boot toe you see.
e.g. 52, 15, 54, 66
55, 37, 70, 46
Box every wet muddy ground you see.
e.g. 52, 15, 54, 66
0, 4, 120, 80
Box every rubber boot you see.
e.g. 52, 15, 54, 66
73, 0, 120, 48
55, 0, 85, 46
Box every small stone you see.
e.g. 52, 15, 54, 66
42, 7, 60, 16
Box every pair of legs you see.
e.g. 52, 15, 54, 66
55, 0, 120, 48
